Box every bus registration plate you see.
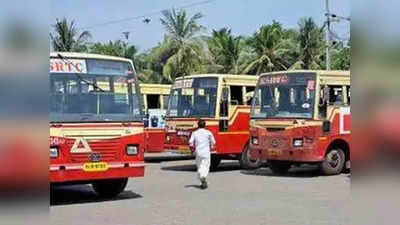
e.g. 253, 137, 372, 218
268, 149, 283, 157
83, 162, 109, 172
178, 146, 191, 154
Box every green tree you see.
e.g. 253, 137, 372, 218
293, 17, 324, 69
135, 51, 168, 84
159, 9, 205, 82
90, 40, 138, 59
244, 21, 296, 75
207, 28, 244, 74
90, 40, 126, 57
331, 43, 350, 70
50, 18, 91, 52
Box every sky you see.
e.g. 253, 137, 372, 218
50, 0, 350, 52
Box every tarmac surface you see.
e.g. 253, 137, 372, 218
50, 158, 350, 225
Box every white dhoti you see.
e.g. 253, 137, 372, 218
196, 156, 210, 180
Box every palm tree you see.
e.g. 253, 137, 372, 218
50, 18, 91, 52
159, 9, 205, 82
294, 17, 324, 69
207, 28, 244, 74
90, 40, 139, 60
244, 21, 296, 75
134, 51, 169, 84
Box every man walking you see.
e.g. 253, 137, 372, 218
189, 119, 216, 189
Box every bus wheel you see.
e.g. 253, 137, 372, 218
240, 144, 261, 169
92, 178, 128, 198
269, 161, 291, 175
210, 155, 221, 171
321, 148, 345, 175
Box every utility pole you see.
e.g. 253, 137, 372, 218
325, 0, 331, 70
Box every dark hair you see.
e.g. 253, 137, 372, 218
198, 119, 206, 128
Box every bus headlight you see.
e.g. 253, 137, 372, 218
252, 137, 259, 145
50, 147, 59, 158
293, 139, 303, 147
126, 145, 138, 155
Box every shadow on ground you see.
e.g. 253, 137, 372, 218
241, 165, 322, 178
184, 184, 203, 190
50, 184, 142, 206
144, 155, 195, 163
161, 161, 242, 173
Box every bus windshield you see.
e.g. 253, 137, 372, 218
50, 59, 142, 122
167, 77, 218, 117
251, 73, 316, 119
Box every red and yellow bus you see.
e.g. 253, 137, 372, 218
164, 74, 259, 169
249, 70, 350, 175
140, 84, 171, 153
50, 52, 145, 197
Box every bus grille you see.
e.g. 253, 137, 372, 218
66, 139, 120, 162
262, 137, 290, 149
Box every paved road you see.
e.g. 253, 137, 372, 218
50, 159, 350, 225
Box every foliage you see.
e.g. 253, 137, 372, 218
206, 28, 245, 74
295, 17, 325, 69
331, 43, 350, 70
50, 18, 91, 52
50, 12, 350, 84
159, 9, 206, 82
244, 21, 297, 75
90, 40, 138, 61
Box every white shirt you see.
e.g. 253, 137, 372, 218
189, 128, 216, 158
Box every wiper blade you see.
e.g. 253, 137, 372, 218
57, 53, 106, 92
80, 113, 95, 121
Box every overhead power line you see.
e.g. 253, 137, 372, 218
324, 0, 350, 70
80, 0, 216, 30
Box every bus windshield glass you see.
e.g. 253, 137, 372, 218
251, 73, 316, 119
50, 58, 142, 122
167, 77, 218, 117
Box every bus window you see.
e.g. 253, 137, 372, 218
319, 85, 344, 119
147, 94, 161, 109
328, 86, 344, 105
230, 86, 243, 105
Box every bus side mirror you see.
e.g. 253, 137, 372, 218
322, 120, 331, 133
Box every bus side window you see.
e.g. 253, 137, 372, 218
230, 86, 243, 105
147, 94, 161, 109
319, 85, 345, 119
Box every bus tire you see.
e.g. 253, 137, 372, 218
240, 144, 261, 170
269, 161, 291, 175
92, 178, 128, 198
210, 155, 221, 171
321, 148, 345, 175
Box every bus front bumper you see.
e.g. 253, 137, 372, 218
50, 162, 145, 183
164, 144, 194, 155
249, 145, 324, 163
